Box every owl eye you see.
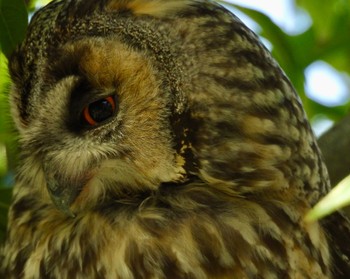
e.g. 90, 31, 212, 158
82, 96, 117, 126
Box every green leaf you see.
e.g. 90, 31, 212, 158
0, 187, 12, 205
0, 0, 28, 58
0, 52, 9, 94
0, 187, 12, 242
296, 0, 350, 74
296, 0, 349, 41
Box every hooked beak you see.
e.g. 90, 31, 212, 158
45, 171, 86, 218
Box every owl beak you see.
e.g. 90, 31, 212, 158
45, 173, 83, 218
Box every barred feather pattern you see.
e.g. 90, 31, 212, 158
0, 0, 336, 278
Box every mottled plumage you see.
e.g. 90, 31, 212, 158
1, 0, 350, 278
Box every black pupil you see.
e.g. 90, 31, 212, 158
88, 99, 114, 123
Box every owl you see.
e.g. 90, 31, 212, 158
1, 0, 350, 278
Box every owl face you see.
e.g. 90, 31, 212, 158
10, 35, 187, 214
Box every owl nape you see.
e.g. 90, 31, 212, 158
1, 0, 350, 278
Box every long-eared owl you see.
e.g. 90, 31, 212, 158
1, 0, 350, 278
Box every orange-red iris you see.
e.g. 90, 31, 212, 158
83, 96, 116, 126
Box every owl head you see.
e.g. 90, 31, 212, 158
8, 0, 328, 216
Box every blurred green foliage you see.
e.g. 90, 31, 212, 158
0, 52, 11, 242
0, 0, 27, 242
0, 0, 350, 243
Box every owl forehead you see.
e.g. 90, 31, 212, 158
21, 0, 195, 61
